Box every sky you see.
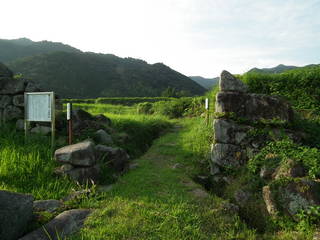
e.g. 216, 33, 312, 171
1, 0, 320, 77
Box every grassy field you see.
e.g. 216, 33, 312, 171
1, 95, 318, 239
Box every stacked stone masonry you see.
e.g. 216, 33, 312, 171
211, 70, 294, 170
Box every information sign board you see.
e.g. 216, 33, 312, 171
25, 92, 53, 122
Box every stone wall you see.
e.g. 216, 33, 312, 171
211, 70, 294, 171
0, 63, 40, 125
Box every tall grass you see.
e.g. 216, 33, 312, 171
0, 124, 75, 199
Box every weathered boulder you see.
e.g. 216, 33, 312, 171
93, 129, 113, 145
211, 143, 246, 168
93, 114, 111, 126
220, 70, 248, 92
19, 209, 91, 240
0, 78, 26, 95
264, 179, 320, 218
215, 92, 294, 122
95, 144, 129, 172
55, 141, 96, 167
0, 62, 13, 78
214, 119, 251, 145
72, 109, 94, 124
3, 105, 23, 121
30, 125, 52, 135
13, 94, 24, 107
0, 190, 34, 240
33, 200, 63, 213
0, 95, 12, 108
56, 165, 101, 184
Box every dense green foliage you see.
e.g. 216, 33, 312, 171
0, 38, 80, 63
241, 65, 320, 112
8, 51, 205, 98
136, 97, 206, 118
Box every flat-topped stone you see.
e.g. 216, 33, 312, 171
55, 140, 96, 167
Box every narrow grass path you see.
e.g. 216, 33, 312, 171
69, 119, 256, 240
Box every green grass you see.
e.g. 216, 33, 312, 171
0, 124, 76, 199
67, 118, 256, 240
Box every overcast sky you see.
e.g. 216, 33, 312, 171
1, 0, 320, 77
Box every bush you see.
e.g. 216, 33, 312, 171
137, 102, 154, 114
152, 97, 205, 118
240, 66, 320, 113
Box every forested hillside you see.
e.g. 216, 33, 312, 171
8, 52, 205, 98
189, 76, 219, 89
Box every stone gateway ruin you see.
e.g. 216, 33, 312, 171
211, 70, 320, 222
0, 62, 40, 125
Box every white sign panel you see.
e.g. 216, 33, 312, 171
67, 103, 72, 120
25, 92, 53, 122
205, 98, 209, 110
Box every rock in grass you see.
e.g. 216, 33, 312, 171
93, 114, 111, 126
30, 125, 52, 135
19, 209, 92, 240
0, 190, 34, 240
33, 200, 63, 213
93, 129, 113, 145
55, 140, 96, 167
95, 144, 129, 172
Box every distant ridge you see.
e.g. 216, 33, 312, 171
1, 38, 206, 98
247, 64, 298, 74
0, 38, 81, 63
189, 76, 219, 89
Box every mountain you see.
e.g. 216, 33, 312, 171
248, 64, 298, 74
0, 38, 81, 63
8, 51, 206, 98
189, 76, 219, 89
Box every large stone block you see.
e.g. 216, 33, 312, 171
58, 165, 101, 184
19, 209, 91, 240
214, 119, 251, 145
0, 190, 34, 240
13, 94, 24, 107
0, 95, 12, 108
211, 143, 246, 168
263, 179, 320, 218
93, 129, 113, 145
3, 105, 23, 121
215, 91, 294, 122
0, 78, 26, 95
95, 145, 129, 172
55, 141, 96, 167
